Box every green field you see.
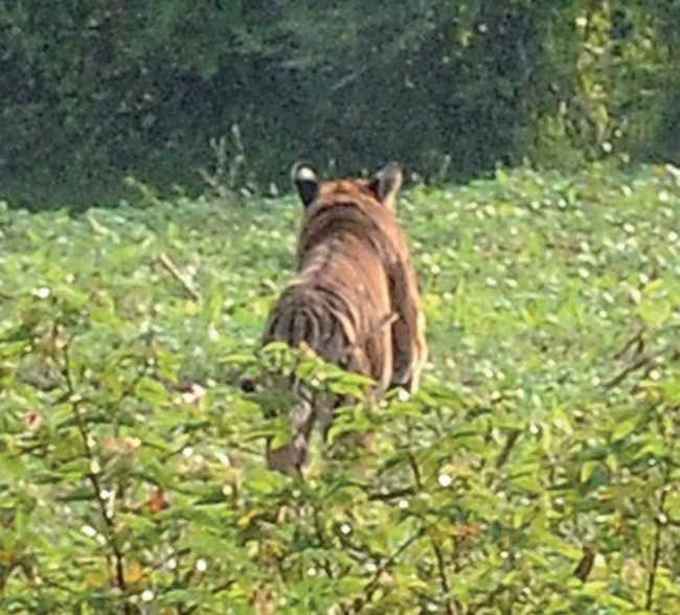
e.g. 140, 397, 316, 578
1, 163, 679, 613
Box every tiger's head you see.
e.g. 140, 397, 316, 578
291, 161, 403, 213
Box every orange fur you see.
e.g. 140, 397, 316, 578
263, 163, 427, 475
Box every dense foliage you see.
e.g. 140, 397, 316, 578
1, 1, 679, 206
1, 163, 679, 613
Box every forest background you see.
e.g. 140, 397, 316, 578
1, 1, 679, 206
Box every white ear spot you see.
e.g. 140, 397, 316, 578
291, 163, 320, 207
295, 166, 317, 183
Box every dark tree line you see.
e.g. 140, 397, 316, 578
1, 1, 678, 206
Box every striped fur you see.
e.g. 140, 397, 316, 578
263, 163, 427, 475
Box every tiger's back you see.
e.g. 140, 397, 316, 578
262, 163, 427, 474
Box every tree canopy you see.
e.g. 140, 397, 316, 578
1, 1, 678, 205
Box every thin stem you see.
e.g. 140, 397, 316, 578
355, 528, 425, 611
63, 339, 131, 614
407, 451, 423, 490
495, 429, 521, 470
646, 486, 669, 611
157, 252, 201, 302
313, 507, 334, 579
431, 537, 457, 615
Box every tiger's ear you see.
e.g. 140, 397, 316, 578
370, 162, 403, 210
291, 162, 320, 207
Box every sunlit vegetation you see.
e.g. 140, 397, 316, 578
1, 162, 679, 613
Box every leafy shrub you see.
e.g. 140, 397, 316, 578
1, 164, 679, 613
1, 2, 679, 206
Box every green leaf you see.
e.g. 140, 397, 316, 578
135, 377, 170, 405
638, 297, 672, 328
612, 419, 637, 442
244, 466, 288, 495
580, 461, 598, 483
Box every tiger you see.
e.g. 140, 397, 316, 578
262, 162, 427, 476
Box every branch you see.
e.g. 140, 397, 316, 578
355, 528, 426, 611
313, 507, 335, 579
330, 66, 369, 92
407, 451, 423, 490
63, 339, 131, 614
602, 354, 653, 390
613, 325, 645, 360
646, 485, 670, 610
430, 537, 458, 615
157, 252, 201, 303
367, 487, 415, 502
573, 544, 596, 582
495, 429, 521, 470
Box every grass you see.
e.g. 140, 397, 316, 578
0, 162, 679, 613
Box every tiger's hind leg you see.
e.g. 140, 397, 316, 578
266, 391, 317, 477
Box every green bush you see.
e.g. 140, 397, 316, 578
1, 163, 679, 612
